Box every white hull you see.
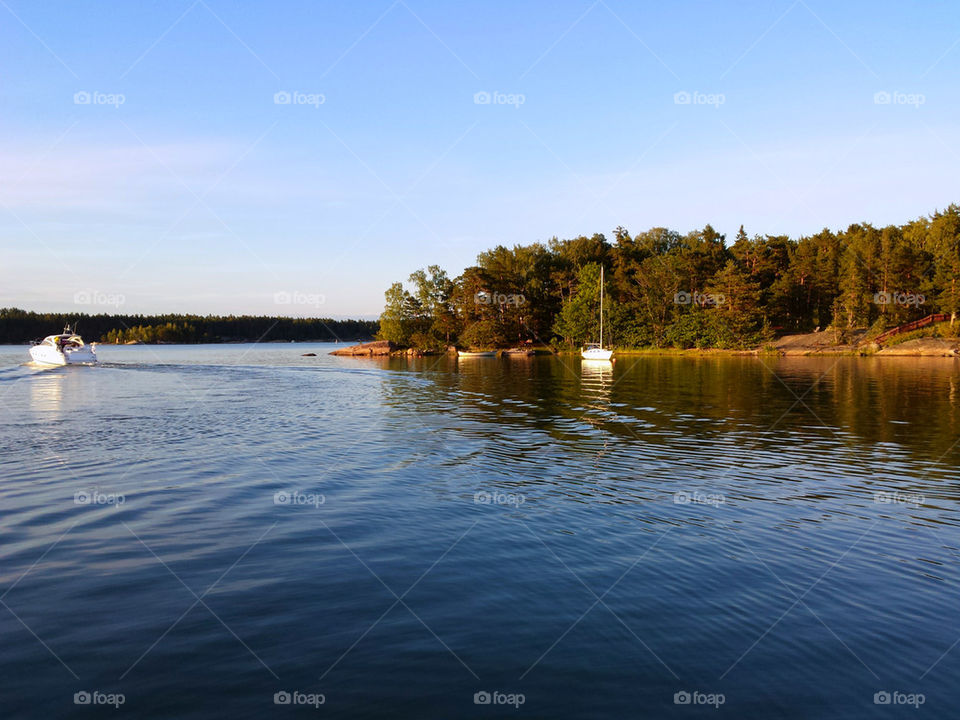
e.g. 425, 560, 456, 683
582, 266, 613, 361
581, 348, 613, 361
29, 344, 97, 366
458, 351, 498, 358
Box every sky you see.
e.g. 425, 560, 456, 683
1, 0, 959, 318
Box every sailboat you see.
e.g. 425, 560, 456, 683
581, 265, 613, 360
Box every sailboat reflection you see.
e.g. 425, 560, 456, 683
580, 359, 613, 403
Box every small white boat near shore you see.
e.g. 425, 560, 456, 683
581, 344, 613, 361
581, 266, 613, 361
457, 350, 499, 358
29, 327, 97, 366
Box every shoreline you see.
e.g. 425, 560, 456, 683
330, 335, 960, 359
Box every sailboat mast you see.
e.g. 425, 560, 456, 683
600, 265, 604, 347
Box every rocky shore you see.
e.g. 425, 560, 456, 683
328, 332, 960, 359
774, 330, 960, 357
874, 338, 959, 356
329, 340, 394, 356
329, 340, 442, 357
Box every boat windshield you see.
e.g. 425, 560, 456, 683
45, 335, 83, 348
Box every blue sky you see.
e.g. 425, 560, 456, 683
2, 0, 958, 318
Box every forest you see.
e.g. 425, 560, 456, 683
378, 205, 960, 351
0, 309, 377, 344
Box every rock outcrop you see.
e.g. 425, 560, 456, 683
774, 330, 864, 355
329, 340, 394, 356
876, 338, 960, 356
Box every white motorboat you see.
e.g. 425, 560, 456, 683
29, 327, 97, 366
457, 350, 499, 358
581, 265, 613, 361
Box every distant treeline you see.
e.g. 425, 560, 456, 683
379, 205, 960, 350
0, 309, 378, 344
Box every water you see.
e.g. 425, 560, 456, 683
1, 343, 959, 718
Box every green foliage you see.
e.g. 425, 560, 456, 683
377, 282, 417, 345
553, 263, 603, 346
458, 317, 507, 350
665, 308, 737, 349
377, 205, 960, 350
883, 321, 959, 346
607, 301, 654, 348
0, 308, 376, 344
408, 331, 446, 353
863, 316, 890, 342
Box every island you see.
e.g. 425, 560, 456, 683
360, 205, 960, 357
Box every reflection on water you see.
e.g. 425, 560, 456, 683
580, 358, 613, 385
0, 344, 959, 719
580, 360, 613, 432
379, 353, 960, 468
29, 371, 64, 413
